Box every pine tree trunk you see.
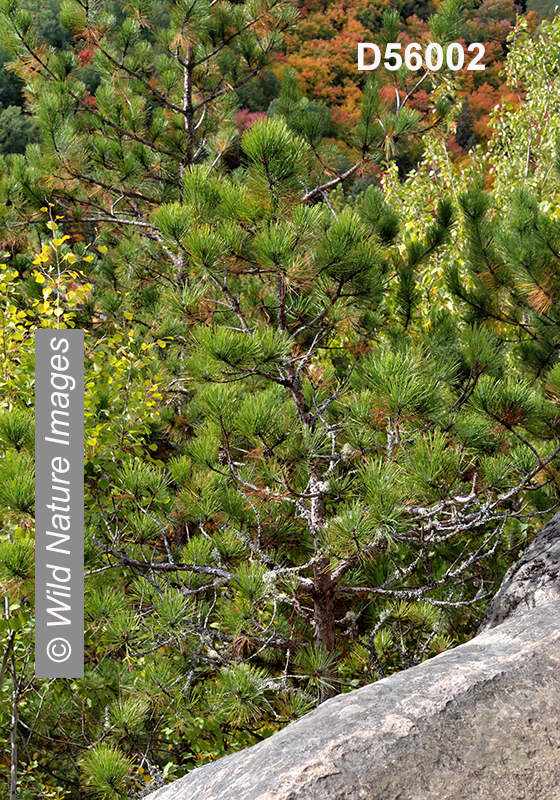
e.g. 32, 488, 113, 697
312, 557, 335, 651
309, 471, 339, 703
312, 557, 338, 704
287, 375, 340, 703
182, 45, 195, 166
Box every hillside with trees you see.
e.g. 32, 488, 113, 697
1, 0, 560, 797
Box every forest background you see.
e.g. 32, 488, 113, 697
1, 0, 560, 798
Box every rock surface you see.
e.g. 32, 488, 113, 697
146, 514, 560, 800
477, 511, 560, 632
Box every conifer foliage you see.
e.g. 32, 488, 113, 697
0, 1, 560, 798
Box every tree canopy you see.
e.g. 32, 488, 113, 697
1, 1, 560, 798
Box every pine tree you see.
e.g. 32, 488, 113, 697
71, 116, 560, 749
449, 177, 560, 393
2, 2, 560, 796
5, 115, 557, 797
0, 0, 462, 300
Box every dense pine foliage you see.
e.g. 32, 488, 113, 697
1, 1, 560, 798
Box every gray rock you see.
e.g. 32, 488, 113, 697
146, 513, 560, 800
478, 511, 560, 633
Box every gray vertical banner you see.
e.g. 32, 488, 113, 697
35, 329, 84, 678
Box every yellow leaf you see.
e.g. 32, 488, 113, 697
64, 253, 78, 264
52, 236, 70, 246
83, 255, 94, 262
35, 274, 46, 283
123, 311, 133, 320
46, 221, 58, 231
97, 245, 108, 254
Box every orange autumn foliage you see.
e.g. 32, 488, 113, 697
276, 0, 538, 157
